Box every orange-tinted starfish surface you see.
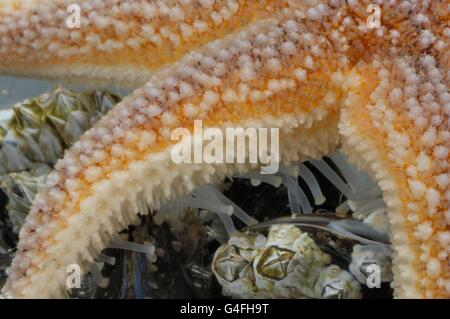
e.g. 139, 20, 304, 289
0, 0, 448, 298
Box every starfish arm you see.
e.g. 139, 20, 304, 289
339, 56, 449, 298
1, 1, 448, 299
0, 0, 289, 87
338, 1, 450, 298
1, 6, 350, 298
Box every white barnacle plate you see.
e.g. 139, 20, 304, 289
253, 225, 331, 298
314, 264, 362, 299
212, 231, 265, 298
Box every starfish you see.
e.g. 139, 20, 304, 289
0, 0, 448, 299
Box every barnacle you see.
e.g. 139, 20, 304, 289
0, 0, 448, 299
212, 224, 363, 299
0, 87, 119, 236
315, 264, 361, 299
0, 87, 120, 173
0, 165, 50, 234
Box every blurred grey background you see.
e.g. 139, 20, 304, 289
0, 76, 56, 109
0, 75, 131, 110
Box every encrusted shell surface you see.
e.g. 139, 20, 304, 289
253, 225, 331, 298
314, 264, 362, 299
212, 224, 362, 299
0, 165, 50, 233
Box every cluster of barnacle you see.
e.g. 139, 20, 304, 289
212, 225, 360, 299
0, 88, 119, 233
0, 88, 119, 286
203, 157, 393, 298
0, 87, 209, 297
0, 87, 394, 299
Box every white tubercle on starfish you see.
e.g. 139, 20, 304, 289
0, 1, 448, 298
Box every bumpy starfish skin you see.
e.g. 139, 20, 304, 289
0, 1, 449, 298
0, 0, 289, 87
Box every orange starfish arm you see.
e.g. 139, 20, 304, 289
0, 0, 289, 87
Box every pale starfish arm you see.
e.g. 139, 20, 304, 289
339, 56, 449, 298
1, 1, 449, 299
339, 4, 450, 297
0, 0, 289, 87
